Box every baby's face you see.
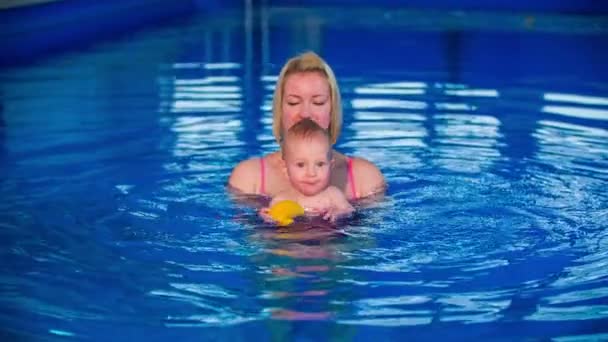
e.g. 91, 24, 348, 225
283, 134, 332, 196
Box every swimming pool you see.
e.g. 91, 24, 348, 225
1, 5, 607, 341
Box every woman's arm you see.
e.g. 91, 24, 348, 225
351, 157, 386, 199
228, 158, 260, 194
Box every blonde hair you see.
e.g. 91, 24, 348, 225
272, 51, 342, 145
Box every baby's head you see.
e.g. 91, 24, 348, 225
281, 118, 333, 196
282, 118, 331, 157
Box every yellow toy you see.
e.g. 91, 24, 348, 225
268, 200, 305, 226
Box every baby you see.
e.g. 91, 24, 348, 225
262, 118, 354, 223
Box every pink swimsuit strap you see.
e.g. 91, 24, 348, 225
259, 157, 266, 195
347, 157, 358, 200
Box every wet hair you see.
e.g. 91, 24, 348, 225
272, 51, 342, 145
281, 118, 332, 159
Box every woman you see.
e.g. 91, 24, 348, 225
228, 51, 385, 202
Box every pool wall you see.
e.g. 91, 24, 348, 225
268, 0, 608, 14
1, 0, 607, 77
0, 0, 239, 66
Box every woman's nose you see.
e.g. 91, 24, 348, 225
299, 103, 311, 118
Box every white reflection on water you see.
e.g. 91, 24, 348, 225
158, 69, 245, 159
434, 102, 477, 111
354, 81, 426, 96
169, 282, 237, 299
348, 119, 428, 142
355, 88, 425, 95
169, 62, 243, 71
444, 88, 499, 97
159, 72, 243, 113
534, 120, 608, 175
527, 305, 608, 321
542, 105, 608, 121
554, 333, 608, 342
171, 76, 240, 84
354, 294, 431, 306
167, 115, 242, 157
544, 286, 608, 305
339, 316, 433, 326
351, 98, 428, 110
544, 92, 608, 106
542, 91, 608, 121
203, 62, 241, 70
434, 113, 502, 173
345, 80, 430, 169
168, 100, 241, 112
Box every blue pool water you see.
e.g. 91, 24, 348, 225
1, 6, 608, 341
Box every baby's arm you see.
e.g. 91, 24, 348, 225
322, 186, 355, 222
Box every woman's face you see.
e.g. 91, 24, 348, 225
281, 72, 332, 134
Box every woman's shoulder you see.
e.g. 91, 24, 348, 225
228, 156, 263, 193
349, 155, 383, 177
348, 155, 386, 197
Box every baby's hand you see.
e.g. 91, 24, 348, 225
303, 206, 324, 216
322, 206, 354, 223
259, 207, 277, 224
